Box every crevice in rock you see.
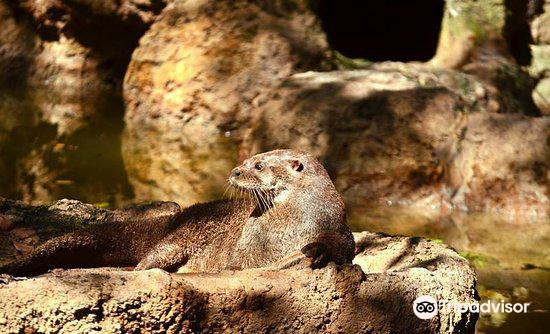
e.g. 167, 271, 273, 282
504, 0, 535, 66
61, 0, 150, 80
316, 0, 444, 62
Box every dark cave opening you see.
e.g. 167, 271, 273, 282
317, 0, 445, 62
504, 0, 537, 66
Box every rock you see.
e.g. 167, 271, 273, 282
249, 64, 549, 217
461, 59, 539, 116
532, 77, 550, 114
530, 45, 550, 79
430, 0, 508, 69
429, 0, 539, 117
121, 60, 545, 217
0, 1, 37, 86
124, 50, 548, 216
0, 232, 478, 334
0, 198, 179, 228
122, 0, 333, 205
0, 0, 150, 135
529, 2, 550, 114
448, 113, 548, 215
17, 0, 170, 31
530, 1, 550, 45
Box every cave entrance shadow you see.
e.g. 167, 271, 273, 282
316, 0, 444, 62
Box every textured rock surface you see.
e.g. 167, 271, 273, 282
529, 1, 550, 114
429, 0, 539, 116
123, 60, 548, 217
250, 65, 549, 217
0, 231, 478, 334
16, 0, 170, 31
0, 0, 163, 135
430, 0, 508, 69
122, 0, 333, 204
533, 77, 550, 114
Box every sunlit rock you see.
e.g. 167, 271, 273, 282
0, 229, 478, 334
529, 2, 550, 114
250, 64, 549, 217
123, 0, 333, 205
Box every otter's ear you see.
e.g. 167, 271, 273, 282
289, 159, 304, 172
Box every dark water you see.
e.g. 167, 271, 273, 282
0, 89, 133, 206
349, 206, 550, 334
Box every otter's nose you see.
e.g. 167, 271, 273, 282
231, 168, 242, 177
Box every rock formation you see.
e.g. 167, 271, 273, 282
120, 1, 548, 218
529, 0, 550, 114
123, 0, 332, 204
0, 199, 478, 334
0, 0, 547, 215
249, 64, 549, 217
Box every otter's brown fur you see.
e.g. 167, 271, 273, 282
0, 150, 355, 276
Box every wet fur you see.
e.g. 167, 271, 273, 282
1, 150, 355, 276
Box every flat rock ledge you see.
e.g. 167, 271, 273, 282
0, 230, 477, 334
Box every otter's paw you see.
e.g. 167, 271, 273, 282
301, 242, 332, 269
269, 251, 309, 270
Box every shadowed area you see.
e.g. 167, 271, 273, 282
317, 0, 444, 61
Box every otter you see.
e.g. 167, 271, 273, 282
0, 149, 355, 276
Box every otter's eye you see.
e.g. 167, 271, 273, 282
254, 162, 264, 171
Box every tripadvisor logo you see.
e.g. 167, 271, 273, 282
413, 295, 531, 320
413, 295, 438, 319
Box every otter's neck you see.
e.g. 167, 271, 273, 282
270, 183, 345, 228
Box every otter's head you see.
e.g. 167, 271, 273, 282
229, 149, 337, 210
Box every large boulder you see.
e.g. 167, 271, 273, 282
0, 199, 477, 332
250, 64, 549, 217
430, 0, 508, 69
529, 0, 550, 114
430, 0, 539, 116
122, 0, 333, 204
123, 57, 548, 217
0, 231, 478, 334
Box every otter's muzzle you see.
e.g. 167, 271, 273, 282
230, 167, 242, 177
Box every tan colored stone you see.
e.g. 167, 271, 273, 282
530, 45, 550, 78
531, 4, 550, 44
123, 0, 332, 205
533, 77, 550, 114
0, 232, 477, 334
430, 0, 508, 68
249, 64, 549, 217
